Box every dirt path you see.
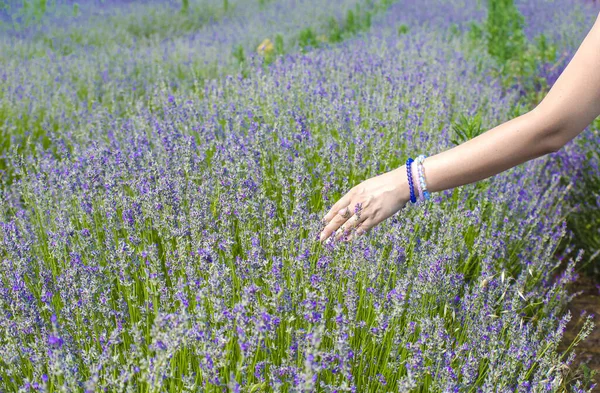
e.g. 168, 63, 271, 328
558, 273, 600, 391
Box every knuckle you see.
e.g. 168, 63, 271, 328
333, 214, 345, 224
361, 195, 373, 208
327, 220, 342, 231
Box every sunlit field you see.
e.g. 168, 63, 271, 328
1, 0, 600, 391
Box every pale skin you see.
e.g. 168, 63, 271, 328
319, 11, 600, 243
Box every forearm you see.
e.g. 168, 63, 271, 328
403, 109, 554, 195
396, 12, 600, 199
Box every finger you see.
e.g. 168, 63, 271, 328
319, 208, 352, 242
338, 206, 353, 220
344, 217, 376, 242
334, 213, 365, 241
344, 228, 363, 243
322, 191, 353, 224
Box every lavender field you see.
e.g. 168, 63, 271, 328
1, 0, 600, 391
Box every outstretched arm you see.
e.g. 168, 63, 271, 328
407, 11, 600, 196
319, 12, 600, 243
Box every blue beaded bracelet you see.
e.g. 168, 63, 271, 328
406, 157, 417, 204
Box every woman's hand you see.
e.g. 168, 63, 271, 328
319, 165, 411, 243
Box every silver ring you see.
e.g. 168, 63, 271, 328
341, 207, 351, 219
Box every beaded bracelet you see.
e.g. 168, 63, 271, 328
406, 158, 417, 204
415, 155, 431, 200
411, 161, 423, 202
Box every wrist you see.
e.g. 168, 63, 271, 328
393, 165, 411, 204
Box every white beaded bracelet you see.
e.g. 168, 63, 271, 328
416, 154, 431, 200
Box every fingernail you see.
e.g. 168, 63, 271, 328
319, 232, 325, 241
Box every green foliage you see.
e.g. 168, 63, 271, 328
447, 23, 460, 38
345, 9, 358, 34
465, 0, 560, 108
328, 16, 343, 42
257, 0, 393, 64
376, 0, 395, 9
232, 44, 245, 64
26, 0, 47, 20
579, 363, 595, 390
12, 0, 53, 27
485, 0, 526, 65
322, 2, 376, 44
514, 33, 559, 103
508, 101, 529, 119
298, 27, 318, 50
323, 8, 365, 44
397, 24, 409, 35
274, 33, 284, 55
450, 113, 485, 146
467, 21, 483, 43
125, 6, 220, 40
348, 5, 372, 34
250, 34, 282, 65
566, 125, 600, 277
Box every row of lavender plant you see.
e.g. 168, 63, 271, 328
0, 0, 386, 175
1, 1, 598, 386
438, 0, 600, 281
2, 0, 594, 171
2, 0, 360, 58
512, 0, 600, 278
552, 122, 600, 278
